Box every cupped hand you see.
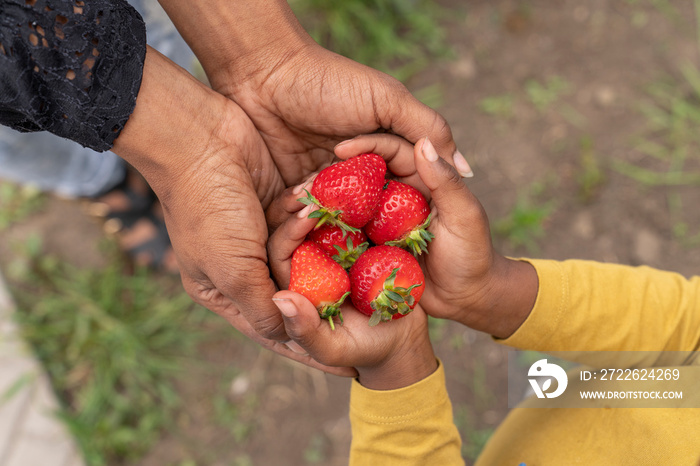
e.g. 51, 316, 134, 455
266, 188, 436, 389
112, 48, 356, 376
212, 42, 459, 187
333, 134, 536, 338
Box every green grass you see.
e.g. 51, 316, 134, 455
453, 405, 494, 462
428, 315, 450, 341
8, 237, 206, 466
212, 371, 258, 444
614, 62, 700, 245
303, 433, 328, 464
480, 77, 572, 121
290, 0, 454, 82
525, 76, 570, 113
0, 181, 45, 230
576, 136, 607, 202
479, 94, 514, 118
493, 182, 557, 253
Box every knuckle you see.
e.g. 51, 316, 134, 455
440, 161, 466, 189
252, 312, 287, 341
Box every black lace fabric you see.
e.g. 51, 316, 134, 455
0, 0, 146, 151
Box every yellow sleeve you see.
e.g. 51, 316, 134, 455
500, 259, 700, 352
349, 361, 464, 466
478, 259, 700, 465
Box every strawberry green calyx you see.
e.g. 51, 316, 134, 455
298, 190, 360, 234
332, 238, 369, 269
385, 214, 435, 256
318, 291, 350, 331
368, 268, 422, 327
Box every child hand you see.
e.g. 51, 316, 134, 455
335, 135, 538, 339
266, 190, 437, 389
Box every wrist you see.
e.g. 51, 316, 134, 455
158, 0, 314, 93
457, 255, 539, 339
111, 47, 245, 196
356, 327, 437, 390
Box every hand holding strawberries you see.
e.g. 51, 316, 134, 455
267, 197, 437, 390
336, 135, 538, 339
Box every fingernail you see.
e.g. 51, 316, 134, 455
293, 183, 305, 195
421, 137, 439, 162
272, 298, 297, 318
284, 340, 308, 356
453, 150, 474, 178
297, 203, 314, 219
293, 174, 317, 195
335, 138, 354, 148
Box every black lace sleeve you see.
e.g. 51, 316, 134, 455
0, 0, 146, 152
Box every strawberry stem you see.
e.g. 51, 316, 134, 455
367, 268, 422, 326
385, 213, 435, 256
318, 291, 350, 330
298, 190, 361, 234
332, 240, 369, 269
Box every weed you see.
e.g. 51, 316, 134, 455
212, 373, 258, 443
453, 405, 494, 461
428, 315, 449, 341
414, 83, 445, 109
0, 181, 45, 230
232, 455, 254, 466
1, 372, 36, 405
614, 63, 700, 244
449, 333, 465, 351
479, 94, 514, 118
525, 76, 570, 113
290, 0, 454, 81
576, 136, 606, 202
493, 182, 556, 253
303, 433, 327, 464
9, 237, 205, 465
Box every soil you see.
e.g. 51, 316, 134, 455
2, 1, 700, 465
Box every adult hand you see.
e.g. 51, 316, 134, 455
158, 0, 464, 186
219, 42, 461, 186
112, 48, 355, 376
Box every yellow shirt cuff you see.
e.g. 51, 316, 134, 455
497, 258, 568, 349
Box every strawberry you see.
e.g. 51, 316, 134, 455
307, 225, 369, 269
289, 241, 351, 330
349, 245, 424, 326
300, 153, 386, 232
364, 180, 434, 256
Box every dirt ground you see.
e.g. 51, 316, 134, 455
2, 1, 700, 465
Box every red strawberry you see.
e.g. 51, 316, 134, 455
349, 245, 424, 326
289, 241, 351, 330
307, 225, 369, 269
300, 153, 386, 232
364, 181, 434, 256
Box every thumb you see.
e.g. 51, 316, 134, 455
414, 137, 478, 221
272, 290, 342, 365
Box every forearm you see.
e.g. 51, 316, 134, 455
111, 46, 238, 194
0, 0, 145, 151
498, 259, 700, 352
156, 0, 313, 90
349, 362, 464, 466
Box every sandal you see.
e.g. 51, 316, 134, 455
85, 168, 179, 274
117, 202, 179, 274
